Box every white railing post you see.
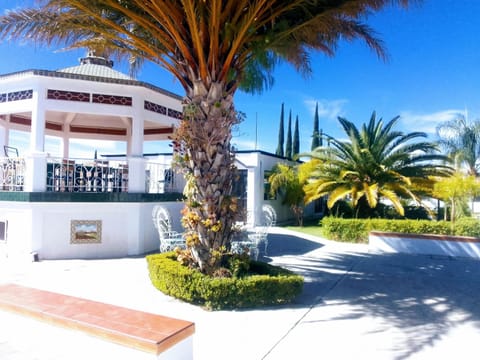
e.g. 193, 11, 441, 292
126, 156, 145, 193
24, 152, 47, 192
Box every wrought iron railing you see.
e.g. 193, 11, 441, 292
0, 156, 179, 193
46, 157, 178, 193
145, 161, 179, 193
46, 158, 128, 193
0, 157, 25, 191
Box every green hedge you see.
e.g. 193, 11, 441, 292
320, 217, 480, 243
146, 253, 304, 310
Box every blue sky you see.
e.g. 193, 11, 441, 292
1, 0, 480, 157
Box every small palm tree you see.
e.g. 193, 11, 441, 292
436, 114, 480, 176
303, 112, 451, 217
268, 163, 305, 226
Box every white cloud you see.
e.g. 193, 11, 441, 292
399, 110, 463, 135
304, 98, 348, 120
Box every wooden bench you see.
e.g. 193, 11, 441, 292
0, 283, 195, 358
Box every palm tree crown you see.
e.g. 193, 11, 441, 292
304, 112, 450, 216
436, 114, 480, 176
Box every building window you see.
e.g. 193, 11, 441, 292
233, 170, 248, 219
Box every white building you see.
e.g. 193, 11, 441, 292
0, 55, 311, 261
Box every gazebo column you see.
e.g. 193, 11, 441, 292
62, 137, 70, 159
0, 122, 8, 154
25, 86, 47, 192
247, 158, 263, 227
127, 104, 145, 193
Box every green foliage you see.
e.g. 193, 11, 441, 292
320, 216, 480, 243
453, 217, 480, 238
432, 172, 480, 221
293, 115, 300, 157
320, 217, 368, 242
436, 114, 480, 176
146, 253, 303, 310
276, 103, 285, 157
302, 111, 452, 216
268, 163, 305, 225
311, 102, 320, 150
324, 201, 432, 220
285, 110, 293, 159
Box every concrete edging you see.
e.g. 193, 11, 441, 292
369, 231, 480, 259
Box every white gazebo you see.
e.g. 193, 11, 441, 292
0, 53, 183, 193
0, 54, 186, 261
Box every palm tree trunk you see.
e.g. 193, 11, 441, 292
174, 81, 240, 273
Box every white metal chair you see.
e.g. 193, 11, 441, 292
262, 204, 277, 227
152, 205, 186, 252
248, 205, 276, 256
231, 205, 277, 259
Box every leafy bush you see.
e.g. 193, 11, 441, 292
454, 217, 480, 238
146, 252, 303, 310
320, 216, 480, 243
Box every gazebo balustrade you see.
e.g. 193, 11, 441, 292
0, 156, 178, 194
0, 157, 25, 191
46, 157, 128, 193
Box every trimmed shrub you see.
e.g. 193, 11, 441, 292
454, 217, 480, 238
320, 217, 368, 242
320, 216, 480, 243
146, 252, 303, 310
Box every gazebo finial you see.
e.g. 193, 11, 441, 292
80, 49, 114, 68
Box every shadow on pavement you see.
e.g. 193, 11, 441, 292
262, 233, 323, 257
269, 242, 480, 360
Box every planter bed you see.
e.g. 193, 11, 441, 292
369, 231, 480, 259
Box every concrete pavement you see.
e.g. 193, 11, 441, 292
1, 227, 480, 359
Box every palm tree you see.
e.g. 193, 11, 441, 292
436, 114, 480, 176
303, 112, 451, 217
268, 163, 305, 226
0, 0, 417, 272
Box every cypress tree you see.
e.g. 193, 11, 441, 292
293, 115, 300, 157
275, 103, 285, 157
311, 102, 320, 150
285, 110, 293, 159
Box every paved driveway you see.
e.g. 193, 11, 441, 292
1, 228, 480, 359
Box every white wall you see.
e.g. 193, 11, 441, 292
0, 200, 185, 261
